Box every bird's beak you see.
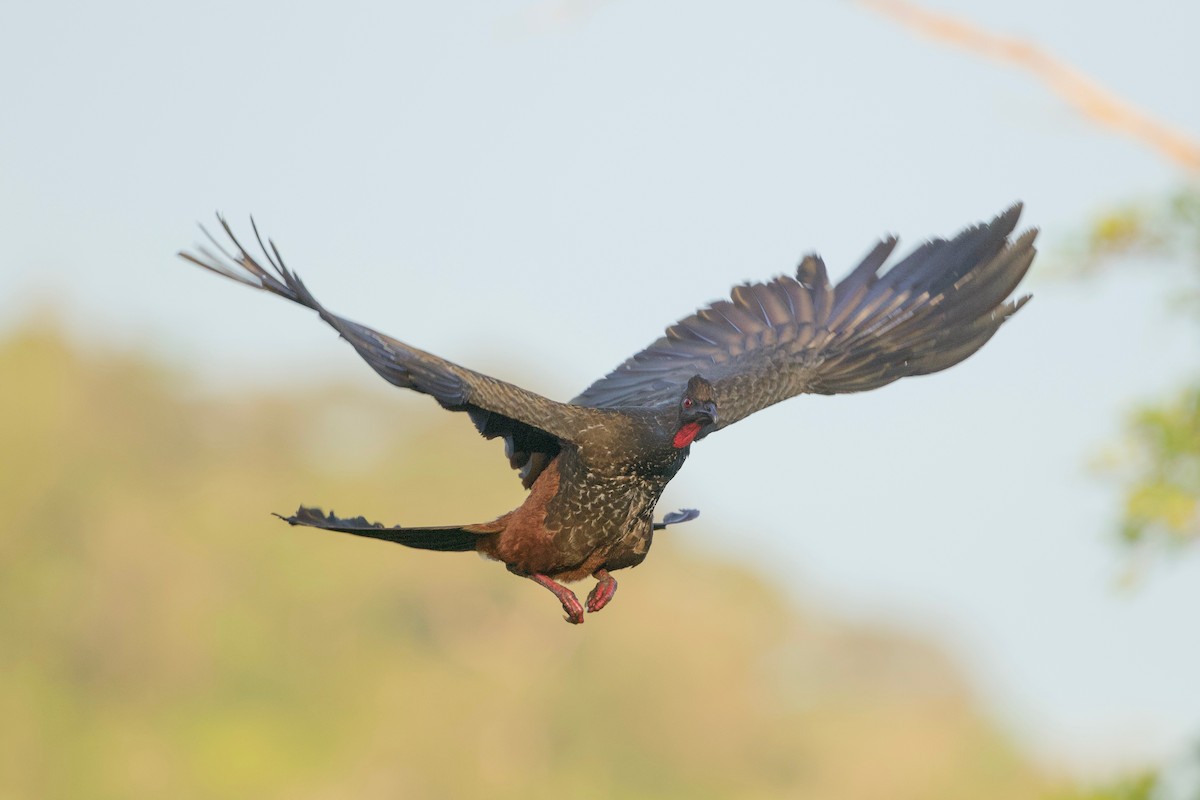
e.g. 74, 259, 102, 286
702, 402, 718, 427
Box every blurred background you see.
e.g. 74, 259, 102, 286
2, 1, 1198, 797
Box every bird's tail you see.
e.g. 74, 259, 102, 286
278, 506, 487, 553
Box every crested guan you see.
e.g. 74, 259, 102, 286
180, 205, 1035, 624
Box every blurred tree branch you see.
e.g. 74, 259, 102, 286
858, 0, 1200, 172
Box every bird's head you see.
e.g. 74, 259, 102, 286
673, 375, 718, 449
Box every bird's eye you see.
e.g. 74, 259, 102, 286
682, 397, 694, 410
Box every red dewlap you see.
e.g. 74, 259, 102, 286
672, 422, 702, 449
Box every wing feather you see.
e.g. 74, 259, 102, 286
181, 216, 605, 486
573, 205, 1035, 430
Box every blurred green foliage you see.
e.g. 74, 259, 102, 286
1116, 387, 1200, 547
1050, 771, 1158, 800
0, 323, 1063, 799
1065, 186, 1200, 797
1072, 184, 1200, 550
1074, 186, 1200, 283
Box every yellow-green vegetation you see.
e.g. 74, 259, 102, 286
1049, 771, 1158, 800
1117, 388, 1200, 547
1073, 186, 1200, 280
1074, 185, 1200, 550
1, 324, 1055, 799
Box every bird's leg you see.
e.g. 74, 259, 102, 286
530, 573, 585, 625
585, 568, 618, 614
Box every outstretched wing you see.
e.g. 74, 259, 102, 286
180, 217, 599, 486
573, 205, 1035, 430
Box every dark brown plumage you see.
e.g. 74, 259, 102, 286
180, 205, 1036, 624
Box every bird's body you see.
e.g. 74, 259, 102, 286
181, 206, 1036, 623
485, 444, 673, 578
282, 390, 699, 620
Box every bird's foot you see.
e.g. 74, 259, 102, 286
530, 573, 585, 624
586, 569, 618, 613
653, 508, 700, 530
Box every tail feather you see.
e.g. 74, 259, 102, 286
278, 506, 482, 553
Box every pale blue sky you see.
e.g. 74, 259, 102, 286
3, 0, 1198, 776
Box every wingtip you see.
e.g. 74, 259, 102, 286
1013, 227, 1040, 248
988, 202, 1024, 235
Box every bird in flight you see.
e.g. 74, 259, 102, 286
180, 206, 1035, 624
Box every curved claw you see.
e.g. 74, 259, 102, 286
530, 573, 585, 625
586, 569, 618, 613
561, 594, 585, 625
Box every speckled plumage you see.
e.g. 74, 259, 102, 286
181, 205, 1036, 623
